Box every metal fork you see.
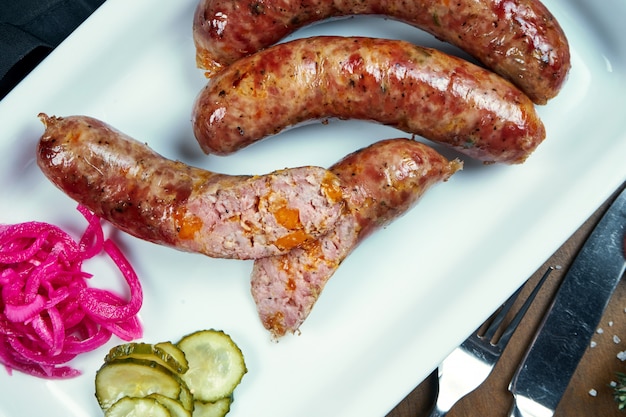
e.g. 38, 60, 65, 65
426, 266, 554, 417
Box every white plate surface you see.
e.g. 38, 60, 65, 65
1, 0, 625, 416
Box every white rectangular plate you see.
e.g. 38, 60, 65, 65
0, 0, 625, 416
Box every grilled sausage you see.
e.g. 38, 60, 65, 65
36, 114, 345, 260
192, 36, 546, 165
251, 138, 462, 337
193, 0, 570, 104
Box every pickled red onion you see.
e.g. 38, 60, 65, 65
0, 206, 143, 379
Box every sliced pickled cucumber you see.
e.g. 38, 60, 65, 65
105, 342, 189, 374
105, 397, 171, 417
176, 330, 247, 403
192, 397, 232, 417
156, 341, 189, 372
178, 377, 194, 411
95, 330, 245, 416
95, 359, 183, 410
148, 393, 192, 417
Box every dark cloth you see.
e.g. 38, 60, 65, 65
0, 0, 105, 99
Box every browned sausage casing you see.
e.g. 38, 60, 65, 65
251, 138, 462, 337
192, 37, 546, 165
193, 0, 570, 104
36, 114, 345, 260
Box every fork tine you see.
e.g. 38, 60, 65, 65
482, 286, 525, 341
484, 266, 554, 345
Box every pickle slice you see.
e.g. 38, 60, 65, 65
105, 397, 171, 417
148, 393, 192, 417
176, 330, 247, 403
192, 397, 232, 417
178, 376, 194, 411
95, 359, 182, 410
156, 341, 190, 372
105, 342, 189, 374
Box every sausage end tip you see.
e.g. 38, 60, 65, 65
37, 113, 55, 128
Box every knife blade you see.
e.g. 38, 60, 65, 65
508, 185, 626, 417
